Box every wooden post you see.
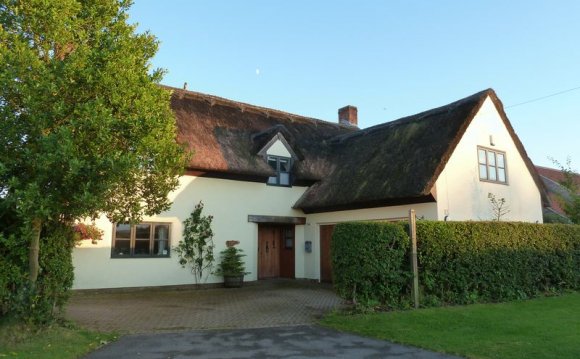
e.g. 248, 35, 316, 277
409, 209, 419, 308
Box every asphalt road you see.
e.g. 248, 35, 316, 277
84, 325, 462, 359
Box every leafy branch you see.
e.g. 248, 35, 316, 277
550, 157, 580, 224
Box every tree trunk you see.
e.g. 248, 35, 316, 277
28, 218, 42, 284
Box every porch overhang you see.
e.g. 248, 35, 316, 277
248, 215, 306, 225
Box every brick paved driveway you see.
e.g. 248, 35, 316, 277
65, 280, 343, 334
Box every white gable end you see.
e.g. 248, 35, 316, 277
435, 96, 542, 222
266, 139, 293, 158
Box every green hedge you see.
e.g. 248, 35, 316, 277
417, 222, 579, 305
0, 208, 75, 324
331, 221, 580, 308
331, 222, 410, 308
0, 233, 27, 316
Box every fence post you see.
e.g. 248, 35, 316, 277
409, 209, 419, 308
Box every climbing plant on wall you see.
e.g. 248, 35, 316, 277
175, 202, 216, 284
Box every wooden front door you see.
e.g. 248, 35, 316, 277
258, 225, 295, 279
258, 225, 280, 279
320, 224, 335, 283
279, 226, 295, 279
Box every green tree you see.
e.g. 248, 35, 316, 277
0, 0, 186, 284
551, 158, 580, 224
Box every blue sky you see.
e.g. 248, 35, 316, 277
129, 1, 580, 169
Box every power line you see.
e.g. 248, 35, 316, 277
506, 86, 580, 109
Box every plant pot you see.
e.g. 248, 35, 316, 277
223, 274, 244, 288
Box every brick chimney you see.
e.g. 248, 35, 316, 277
338, 105, 358, 127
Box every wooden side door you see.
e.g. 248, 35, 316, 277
258, 225, 280, 279
279, 226, 295, 278
320, 224, 335, 283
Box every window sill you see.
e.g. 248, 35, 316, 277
479, 179, 509, 186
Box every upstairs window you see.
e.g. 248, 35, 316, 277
267, 155, 291, 186
112, 222, 171, 258
478, 147, 507, 184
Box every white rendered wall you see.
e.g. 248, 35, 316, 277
73, 97, 543, 289
302, 203, 438, 280
73, 176, 307, 289
434, 97, 543, 222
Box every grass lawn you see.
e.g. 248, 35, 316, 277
321, 292, 580, 359
0, 320, 117, 359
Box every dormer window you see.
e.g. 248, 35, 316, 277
267, 155, 291, 186
255, 130, 298, 187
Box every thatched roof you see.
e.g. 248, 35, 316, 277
296, 89, 548, 213
169, 86, 547, 213
170, 87, 355, 183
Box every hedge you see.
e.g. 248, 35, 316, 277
1, 209, 76, 324
331, 222, 410, 308
331, 221, 580, 308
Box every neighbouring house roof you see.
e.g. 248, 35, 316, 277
535, 165, 580, 216
536, 166, 580, 188
168, 86, 547, 213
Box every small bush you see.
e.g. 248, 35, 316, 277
214, 246, 249, 277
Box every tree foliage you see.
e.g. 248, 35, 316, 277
0, 0, 186, 283
551, 158, 580, 224
175, 202, 215, 284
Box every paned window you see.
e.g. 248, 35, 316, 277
112, 222, 171, 258
478, 147, 507, 184
284, 227, 294, 249
267, 155, 292, 186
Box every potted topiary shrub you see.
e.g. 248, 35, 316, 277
214, 243, 249, 288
